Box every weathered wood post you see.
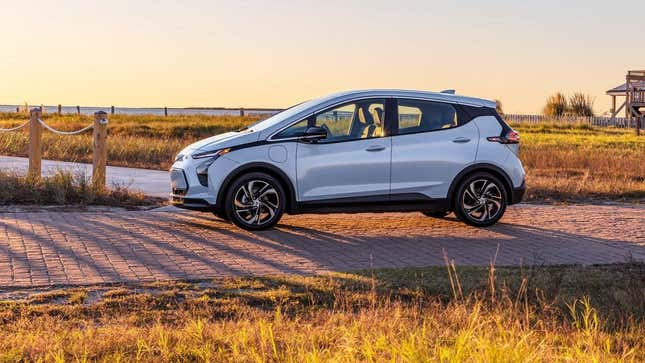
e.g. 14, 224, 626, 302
240, 107, 245, 117
164, 106, 168, 117
92, 111, 108, 189
76, 105, 81, 115
57, 104, 62, 115
28, 107, 43, 178
110, 105, 115, 115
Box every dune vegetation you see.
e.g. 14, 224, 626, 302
0, 112, 643, 202
0, 263, 643, 361
0, 170, 160, 207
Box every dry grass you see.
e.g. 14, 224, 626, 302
0, 113, 643, 201
0, 170, 160, 206
514, 123, 644, 201
0, 264, 643, 362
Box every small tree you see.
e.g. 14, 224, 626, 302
543, 92, 568, 117
494, 99, 504, 115
568, 93, 594, 117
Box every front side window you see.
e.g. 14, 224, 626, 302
397, 99, 458, 135
314, 99, 385, 143
273, 119, 309, 139
273, 99, 387, 142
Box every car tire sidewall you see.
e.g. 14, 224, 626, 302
224, 172, 286, 231
454, 172, 507, 227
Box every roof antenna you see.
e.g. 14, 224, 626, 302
440, 89, 456, 94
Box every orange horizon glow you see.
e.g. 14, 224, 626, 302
1, 0, 643, 114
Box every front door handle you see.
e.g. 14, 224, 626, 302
365, 145, 386, 152
452, 137, 471, 143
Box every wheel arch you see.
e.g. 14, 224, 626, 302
447, 163, 515, 209
216, 162, 298, 213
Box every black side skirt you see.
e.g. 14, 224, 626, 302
293, 193, 449, 214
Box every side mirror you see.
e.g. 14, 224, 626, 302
299, 126, 327, 142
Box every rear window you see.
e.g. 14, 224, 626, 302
397, 99, 458, 135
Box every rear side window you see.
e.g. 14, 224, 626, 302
396, 99, 458, 135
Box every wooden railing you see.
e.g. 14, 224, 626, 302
503, 114, 633, 128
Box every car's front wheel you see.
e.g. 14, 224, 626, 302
453, 172, 507, 227
224, 172, 285, 231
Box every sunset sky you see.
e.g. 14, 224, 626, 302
1, 0, 643, 113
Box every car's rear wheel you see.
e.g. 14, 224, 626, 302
224, 172, 285, 230
422, 210, 450, 218
453, 172, 507, 227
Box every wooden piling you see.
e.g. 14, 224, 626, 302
28, 108, 43, 178
92, 111, 108, 189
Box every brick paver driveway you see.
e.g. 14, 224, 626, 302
0, 204, 643, 287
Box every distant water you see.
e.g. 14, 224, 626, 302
0, 105, 282, 117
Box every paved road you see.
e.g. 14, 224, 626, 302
0, 156, 169, 198
0, 204, 643, 288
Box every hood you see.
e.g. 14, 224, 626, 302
180, 130, 262, 155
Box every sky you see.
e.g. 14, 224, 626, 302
1, 0, 644, 114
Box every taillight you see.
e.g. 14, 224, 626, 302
487, 130, 520, 144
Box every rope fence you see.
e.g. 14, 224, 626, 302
0, 120, 30, 132
0, 107, 109, 188
37, 118, 94, 135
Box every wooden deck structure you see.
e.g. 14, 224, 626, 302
607, 70, 645, 135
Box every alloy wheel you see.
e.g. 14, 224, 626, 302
461, 178, 503, 223
233, 180, 280, 226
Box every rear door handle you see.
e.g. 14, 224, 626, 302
452, 137, 471, 143
365, 145, 386, 152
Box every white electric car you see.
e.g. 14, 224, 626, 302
170, 90, 525, 230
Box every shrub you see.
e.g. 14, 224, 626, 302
568, 92, 595, 117
494, 99, 504, 115
543, 92, 568, 117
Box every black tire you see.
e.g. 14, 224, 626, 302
224, 172, 286, 231
212, 210, 229, 221
422, 210, 450, 218
453, 172, 507, 227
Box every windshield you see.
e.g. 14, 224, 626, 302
242, 98, 322, 132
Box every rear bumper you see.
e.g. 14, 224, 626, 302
170, 195, 216, 212
510, 181, 526, 205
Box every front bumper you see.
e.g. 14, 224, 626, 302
170, 167, 217, 212
170, 195, 216, 212
510, 181, 526, 205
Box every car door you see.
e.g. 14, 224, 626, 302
390, 98, 478, 199
294, 99, 391, 202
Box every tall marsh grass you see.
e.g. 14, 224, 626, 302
0, 170, 157, 206
0, 264, 643, 361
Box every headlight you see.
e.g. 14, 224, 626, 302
191, 148, 231, 159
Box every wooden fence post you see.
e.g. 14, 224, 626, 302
76, 105, 80, 115
28, 107, 43, 178
240, 108, 245, 117
92, 111, 108, 189
110, 105, 115, 115
57, 104, 62, 115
